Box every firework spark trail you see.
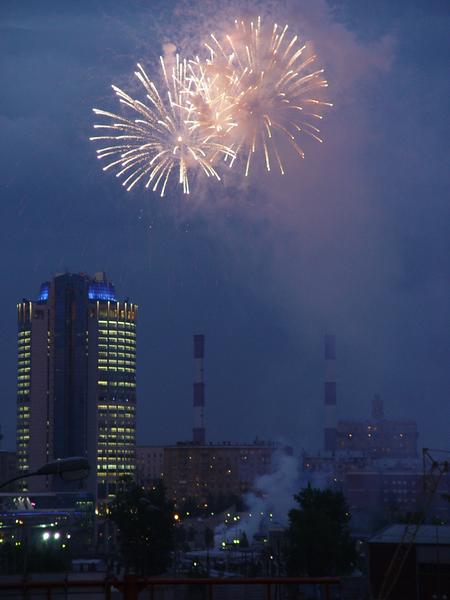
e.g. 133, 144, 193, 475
90, 57, 234, 197
91, 17, 331, 195
205, 17, 333, 176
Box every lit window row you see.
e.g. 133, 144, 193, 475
99, 329, 135, 337
98, 409, 135, 415
97, 457, 135, 463
98, 331, 135, 339
97, 436, 135, 443
96, 464, 135, 471
98, 404, 135, 411
97, 366, 136, 374
98, 326, 136, 337
97, 448, 134, 455
98, 430, 135, 436
98, 434, 134, 442
111, 427, 134, 433
99, 352, 135, 360
98, 339, 136, 348
97, 381, 136, 388
97, 444, 134, 450
98, 320, 136, 328
98, 414, 135, 421
98, 427, 135, 434
98, 342, 136, 350
99, 359, 136, 366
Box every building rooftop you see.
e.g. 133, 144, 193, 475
369, 524, 450, 545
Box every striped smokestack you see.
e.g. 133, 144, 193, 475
324, 334, 337, 453
193, 334, 205, 445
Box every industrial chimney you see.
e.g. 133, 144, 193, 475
193, 334, 205, 445
324, 334, 337, 454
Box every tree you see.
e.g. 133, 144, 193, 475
204, 526, 214, 549
286, 484, 356, 576
108, 479, 173, 575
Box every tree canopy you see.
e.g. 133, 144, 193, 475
287, 484, 356, 576
108, 479, 174, 575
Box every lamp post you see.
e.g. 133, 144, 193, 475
0, 457, 90, 490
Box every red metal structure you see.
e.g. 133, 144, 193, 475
0, 575, 340, 599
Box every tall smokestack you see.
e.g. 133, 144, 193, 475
324, 334, 337, 454
193, 334, 205, 445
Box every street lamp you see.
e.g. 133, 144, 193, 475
0, 457, 90, 490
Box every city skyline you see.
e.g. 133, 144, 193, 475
1, 0, 449, 456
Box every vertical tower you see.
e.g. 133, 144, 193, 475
324, 334, 337, 454
192, 334, 205, 445
16, 272, 137, 498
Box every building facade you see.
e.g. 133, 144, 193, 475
368, 524, 450, 600
16, 272, 137, 499
336, 396, 418, 459
136, 445, 165, 487
0, 452, 17, 492
163, 441, 279, 506
336, 419, 418, 459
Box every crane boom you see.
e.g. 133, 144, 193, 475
376, 448, 449, 600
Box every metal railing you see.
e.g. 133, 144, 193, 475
0, 575, 340, 599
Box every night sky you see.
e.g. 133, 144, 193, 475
1, 0, 449, 453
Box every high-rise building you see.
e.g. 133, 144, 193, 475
16, 272, 137, 499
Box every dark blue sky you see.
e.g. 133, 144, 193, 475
1, 0, 449, 453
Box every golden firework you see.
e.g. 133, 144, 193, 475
90, 56, 233, 196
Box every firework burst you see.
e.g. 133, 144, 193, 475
91, 17, 331, 195
205, 17, 333, 176
90, 56, 233, 196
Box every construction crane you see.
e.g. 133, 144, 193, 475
376, 448, 449, 600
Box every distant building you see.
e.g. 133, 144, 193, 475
303, 396, 418, 479
337, 396, 418, 459
344, 465, 450, 525
164, 441, 283, 506
16, 272, 137, 499
136, 445, 165, 487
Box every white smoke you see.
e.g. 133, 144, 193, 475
214, 451, 300, 547
162, 42, 177, 69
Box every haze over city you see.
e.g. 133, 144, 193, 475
1, 0, 449, 455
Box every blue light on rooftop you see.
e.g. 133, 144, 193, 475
38, 282, 50, 302
88, 282, 116, 302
